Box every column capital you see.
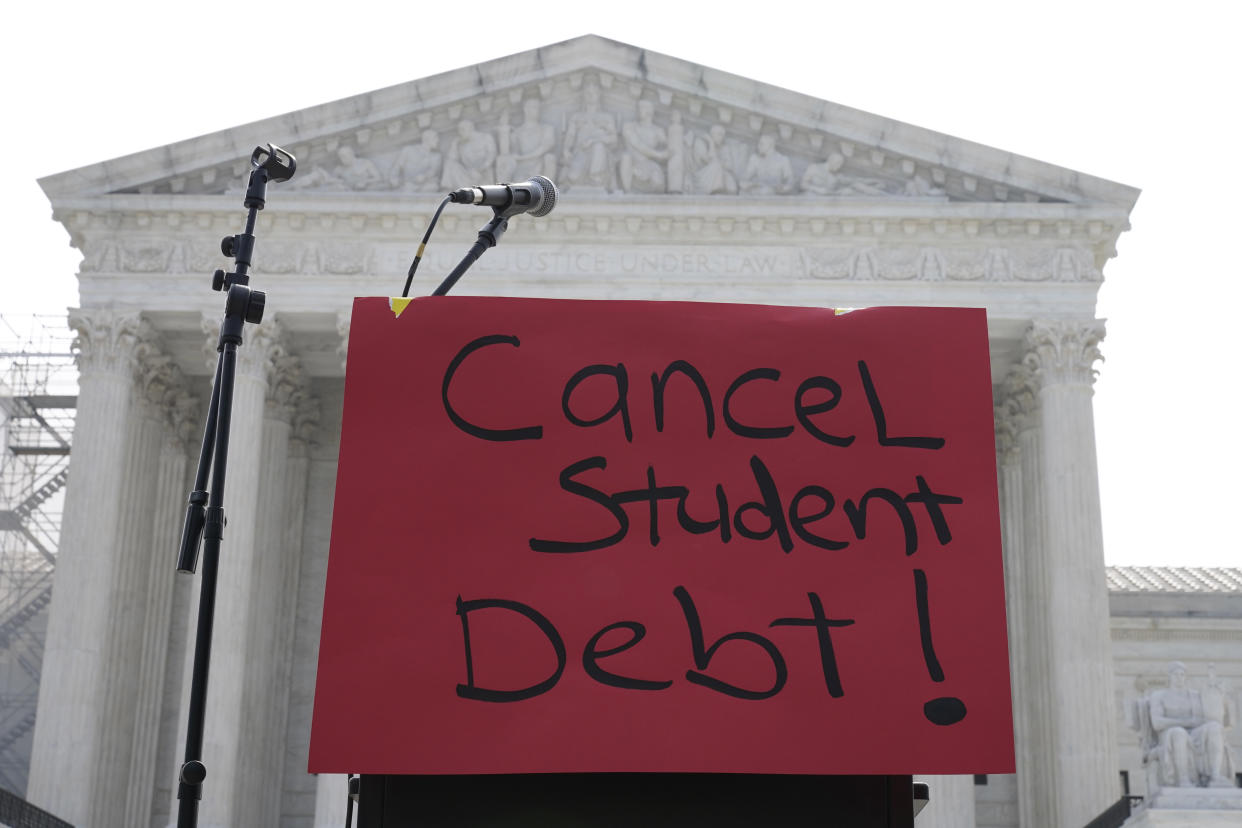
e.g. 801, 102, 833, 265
169, 391, 201, 449
69, 308, 146, 377
134, 336, 182, 405
998, 361, 1040, 433
129, 325, 200, 449
266, 351, 304, 424
1025, 319, 1106, 388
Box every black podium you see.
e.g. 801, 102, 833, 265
357, 773, 920, 827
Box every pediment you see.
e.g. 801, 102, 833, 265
40, 36, 1137, 212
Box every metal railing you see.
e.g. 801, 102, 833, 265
1083, 794, 1144, 828
0, 785, 74, 827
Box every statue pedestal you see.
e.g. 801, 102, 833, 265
1125, 788, 1242, 827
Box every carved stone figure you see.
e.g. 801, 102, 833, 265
1133, 662, 1237, 790
741, 134, 794, 195
286, 157, 344, 190
905, 174, 946, 197
287, 146, 380, 191
390, 130, 443, 192
335, 146, 382, 191
495, 99, 557, 183
561, 80, 618, 190
666, 111, 686, 193
800, 153, 846, 195
1203, 664, 1234, 728
619, 100, 668, 193
440, 120, 497, 188
689, 124, 737, 195
800, 153, 893, 196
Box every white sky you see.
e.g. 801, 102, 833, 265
3, 1, 1238, 568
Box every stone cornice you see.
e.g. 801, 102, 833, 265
55, 208, 1127, 286
56, 198, 1130, 278
50, 192, 1135, 224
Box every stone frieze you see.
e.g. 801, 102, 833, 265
122, 71, 1052, 205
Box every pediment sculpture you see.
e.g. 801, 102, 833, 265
214, 74, 993, 202
1131, 662, 1238, 792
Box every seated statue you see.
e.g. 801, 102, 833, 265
618, 100, 668, 193
800, 153, 846, 195
334, 146, 382, 191
1133, 661, 1236, 790
496, 99, 557, 183
390, 130, 443, 192
440, 120, 497, 189
561, 81, 617, 190
740, 134, 793, 195
688, 124, 737, 195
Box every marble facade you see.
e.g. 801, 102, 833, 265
19, 35, 1186, 828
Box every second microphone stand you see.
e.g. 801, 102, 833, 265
174, 144, 295, 828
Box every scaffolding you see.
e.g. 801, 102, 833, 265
0, 314, 75, 797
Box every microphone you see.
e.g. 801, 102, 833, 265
448, 176, 558, 219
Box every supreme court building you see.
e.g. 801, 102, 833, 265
16, 35, 1242, 828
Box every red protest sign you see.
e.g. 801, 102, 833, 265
309, 297, 1013, 776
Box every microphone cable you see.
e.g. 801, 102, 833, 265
401, 193, 453, 298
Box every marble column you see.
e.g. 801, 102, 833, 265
94, 343, 168, 825
169, 387, 207, 824
314, 773, 349, 827
308, 369, 346, 828
920, 376, 987, 828
336, 309, 351, 375
123, 365, 196, 826
28, 309, 145, 825
1028, 319, 1119, 827
994, 400, 1024, 762
149, 394, 199, 828
192, 316, 286, 828
233, 352, 308, 825
85, 327, 169, 827
915, 775, 976, 828
279, 385, 320, 822
1000, 364, 1057, 827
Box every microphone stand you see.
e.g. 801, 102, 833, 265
432, 212, 508, 296
174, 145, 294, 828
418, 176, 556, 297
353, 180, 553, 827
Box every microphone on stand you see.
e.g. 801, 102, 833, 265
448, 175, 558, 218
404, 176, 560, 298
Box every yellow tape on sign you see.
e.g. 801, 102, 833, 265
389, 297, 414, 318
